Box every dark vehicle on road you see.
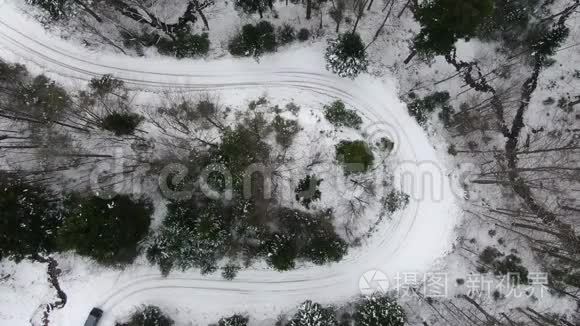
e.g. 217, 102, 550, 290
83, 308, 103, 326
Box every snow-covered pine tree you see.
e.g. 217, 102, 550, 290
218, 314, 249, 326
325, 32, 368, 79
354, 296, 405, 326
116, 305, 174, 326
289, 300, 337, 326
26, 0, 74, 20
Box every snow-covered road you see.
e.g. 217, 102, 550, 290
0, 2, 460, 325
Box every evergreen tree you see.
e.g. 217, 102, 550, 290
26, 0, 74, 21
100, 112, 144, 136
234, 0, 273, 18
263, 232, 298, 271
335, 140, 374, 174
221, 263, 241, 280
323, 100, 363, 129
295, 175, 322, 209
325, 32, 368, 79
218, 314, 249, 326
228, 21, 277, 57
146, 199, 232, 274
116, 305, 174, 326
413, 0, 493, 57
0, 174, 62, 262
57, 194, 153, 266
290, 300, 337, 326
354, 296, 405, 326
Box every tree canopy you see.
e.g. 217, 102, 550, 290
57, 194, 153, 266
0, 174, 62, 262
413, 0, 494, 56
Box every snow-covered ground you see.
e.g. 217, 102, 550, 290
0, 1, 464, 325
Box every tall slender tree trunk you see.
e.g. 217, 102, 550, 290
397, 0, 412, 18
352, 0, 367, 33
191, 0, 210, 29
306, 0, 312, 19
73, 0, 103, 23
403, 49, 417, 64
366, 0, 374, 10
364, 0, 393, 50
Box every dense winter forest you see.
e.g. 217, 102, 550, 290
0, 0, 579, 325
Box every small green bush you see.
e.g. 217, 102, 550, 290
297, 28, 310, 41
228, 21, 277, 57
157, 32, 210, 58
335, 140, 374, 173
354, 296, 406, 326
407, 91, 453, 126
221, 263, 241, 280
383, 190, 410, 214
218, 314, 249, 326
272, 115, 300, 147
478, 246, 529, 284
295, 175, 322, 209
101, 112, 144, 136
116, 305, 174, 326
89, 75, 124, 97
277, 24, 296, 45
323, 100, 362, 129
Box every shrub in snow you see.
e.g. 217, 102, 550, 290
100, 112, 144, 136
383, 190, 409, 214
297, 28, 311, 42
146, 200, 230, 275
354, 296, 406, 326
263, 232, 297, 271
323, 100, 362, 129
263, 208, 348, 270
478, 247, 529, 284
218, 314, 249, 326
272, 114, 300, 148
221, 263, 241, 280
58, 194, 153, 266
26, 0, 75, 21
277, 24, 296, 45
325, 32, 368, 79
295, 175, 322, 209
406, 91, 452, 126
116, 305, 174, 326
0, 174, 62, 262
289, 300, 337, 326
335, 140, 374, 174
89, 74, 124, 97
157, 31, 210, 58
228, 21, 277, 58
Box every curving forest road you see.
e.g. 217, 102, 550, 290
0, 2, 460, 325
